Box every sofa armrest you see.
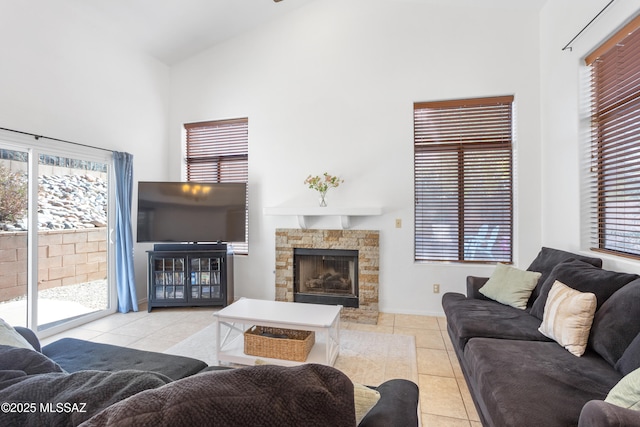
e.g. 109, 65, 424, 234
358, 379, 419, 427
579, 400, 640, 427
466, 276, 490, 299
14, 326, 41, 352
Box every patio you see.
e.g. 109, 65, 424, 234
0, 280, 108, 329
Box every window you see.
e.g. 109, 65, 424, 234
184, 118, 249, 253
586, 15, 640, 258
414, 96, 514, 263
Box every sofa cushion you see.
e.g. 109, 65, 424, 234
590, 279, 640, 367
526, 247, 602, 306
616, 332, 640, 376
479, 263, 541, 310
42, 338, 207, 380
463, 338, 621, 427
530, 259, 638, 320
442, 292, 549, 350
605, 367, 640, 411
538, 281, 596, 357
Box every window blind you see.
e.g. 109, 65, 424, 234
414, 96, 514, 263
587, 16, 640, 258
185, 118, 249, 253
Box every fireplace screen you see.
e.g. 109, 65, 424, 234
293, 248, 359, 308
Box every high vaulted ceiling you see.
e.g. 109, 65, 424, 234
72, 0, 547, 66
74, 0, 316, 65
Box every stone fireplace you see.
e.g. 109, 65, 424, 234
294, 248, 359, 308
275, 228, 379, 324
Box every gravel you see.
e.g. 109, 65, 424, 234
3, 280, 108, 310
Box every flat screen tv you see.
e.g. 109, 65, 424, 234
136, 181, 246, 243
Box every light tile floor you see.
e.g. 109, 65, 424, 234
40, 307, 481, 427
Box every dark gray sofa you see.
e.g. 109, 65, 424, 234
442, 247, 640, 427
4, 326, 419, 426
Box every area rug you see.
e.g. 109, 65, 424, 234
164, 324, 417, 386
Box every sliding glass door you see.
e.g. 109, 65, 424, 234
0, 133, 115, 335
0, 148, 29, 327
36, 153, 112, 331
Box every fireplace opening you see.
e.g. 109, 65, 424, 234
293, 248, 359, 308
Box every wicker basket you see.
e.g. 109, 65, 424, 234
244, 326, 315, 362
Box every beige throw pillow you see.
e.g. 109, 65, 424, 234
354, 382, 380, 424
0, 318, 34, 350
479, 263, 541, 309
605, 367, 640, 410
538, 281, 597, 356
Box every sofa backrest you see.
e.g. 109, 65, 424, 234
526, 247, 602, 307
14, 326, 41, 352
589, 278, 640, 371
615, 331, 640, 376
529, 259, 639, 320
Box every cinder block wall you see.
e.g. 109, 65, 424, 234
0, 228, 107, 301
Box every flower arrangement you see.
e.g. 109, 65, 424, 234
304, 172, 344, 193
304, 172, 344, 206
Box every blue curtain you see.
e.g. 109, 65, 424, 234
113, 152, 138, 313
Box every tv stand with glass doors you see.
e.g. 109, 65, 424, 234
147, 243, 233, 312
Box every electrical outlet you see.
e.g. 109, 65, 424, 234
395, 218, 402, 228
433, 284, 440, 294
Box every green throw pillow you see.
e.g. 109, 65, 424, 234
479, 263, 542, 310
0, 318, 34, 350
605, 367, 640, 410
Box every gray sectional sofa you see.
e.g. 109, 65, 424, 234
443, 247, 640, 427
0, 325, 419, 426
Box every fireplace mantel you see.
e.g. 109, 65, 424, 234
263, 206, 382, 229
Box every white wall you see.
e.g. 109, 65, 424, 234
8, 0, 640, 317
0, 0, 171, 302
170, 0, 543, 315
540, 0, 640, 275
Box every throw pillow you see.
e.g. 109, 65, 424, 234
0, 318, 34, 350
530, 259, 638, 320
538, 280, 597, 357
354, 383, 381, 424
605, 367, 640, 410
479, 263, 541, 310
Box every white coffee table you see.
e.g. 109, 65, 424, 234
213, 298, 341, 367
